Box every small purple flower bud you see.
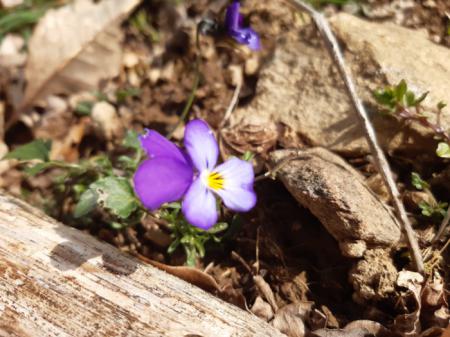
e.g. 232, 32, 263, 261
224, 1, 260, 51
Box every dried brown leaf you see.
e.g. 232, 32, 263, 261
251, 296, 274, 321
22, 0, 141, 109
253, 275, 279, 312
312, 320, 393, 337
137, 255, 220, 294
272, 303, 308, 337
393, 271, 424, 337
422, 272, 446, 308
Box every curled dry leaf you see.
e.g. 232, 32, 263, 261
429, 307, 450, 329
221, 122, 278, 157
272, 303, 312, 337
253, 275, 279, 312
136, 254, 220, 294
422, 272, 446, 308
22, 0, 142, 111
393, 271, 424, 337
251, 296, 274, 321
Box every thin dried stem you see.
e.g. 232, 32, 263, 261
220, 74, 243, 129
285, 0, 424, 273
433, 205, 450, 243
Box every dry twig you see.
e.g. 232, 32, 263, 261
285, 0, 424, 273
433, 206, 450, 243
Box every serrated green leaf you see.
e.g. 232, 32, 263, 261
436, 142, 450, 158
4, 139, 51, 161
74, 188, 98, 218
91, 155, 113, 173
91, 177, 138, 219
411, 172, 429, 190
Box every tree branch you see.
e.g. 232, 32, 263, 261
284, 0, 424, 273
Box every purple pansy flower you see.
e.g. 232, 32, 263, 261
225, 1, 260, 51
133, 119, 256, 230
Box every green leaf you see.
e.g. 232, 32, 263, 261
184, 246, 197, 266
405, 91, 416, 107
4, 139, 51, 161
415, 91, 429, 104
110, 222, 126, 230
24, 162, 53, 176
74, 188, 98, 218
91, 177, 138, 219
207, 222, 228, 234
74, 101, 93, 116
436, 142, 450, 158
419, 201, 433, 217
411, 172, 429, 190
194, 240, 206, 258
165, 202, 181, 210
242, 151, 255, 161
91, 155, 113, 173
167, 238, 180, 254
395, 79, 407, 102
437, 101, 447, 110
116, 87, 141, 103
373, 89, 393, 106
122, 130, 141, 150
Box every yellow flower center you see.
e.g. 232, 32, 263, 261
207, 171, 224, 190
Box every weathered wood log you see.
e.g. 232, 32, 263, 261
0, 192, 284, 337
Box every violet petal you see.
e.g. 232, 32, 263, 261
230, 27, 260, 51
139, 129, 187, 163
214, 157, 256, 212
134, 157, 193, 210
182, 178, 218, 229
225, 1, 240, 31
184, 119, 219, 172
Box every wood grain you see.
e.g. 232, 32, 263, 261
0, 192, 284, 337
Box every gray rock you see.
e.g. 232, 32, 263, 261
270, 148, 401, 257
349, 248, 398, 302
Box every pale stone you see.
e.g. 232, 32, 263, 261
91, 101, 122, 141
227, 13, 450, 158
